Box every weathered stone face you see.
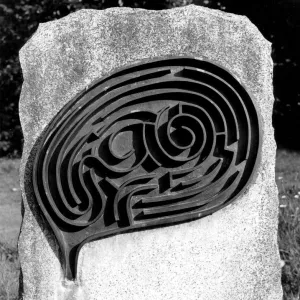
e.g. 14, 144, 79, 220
19, 5, 282, 300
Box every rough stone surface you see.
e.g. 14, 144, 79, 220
19, 5, 282, 300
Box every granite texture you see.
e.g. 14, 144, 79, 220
18, 5, 282, 300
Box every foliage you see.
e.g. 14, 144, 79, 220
1, 0, 300, 156
0, 0, 99, 157
205, 0, 300, 150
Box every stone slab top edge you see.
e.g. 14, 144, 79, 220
19, 4, 270, 60
18, 4, 273, 163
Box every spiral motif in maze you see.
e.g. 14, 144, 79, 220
32, 57, 260, 278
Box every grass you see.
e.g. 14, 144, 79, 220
0, 159, 21, 300
0, 243, 19, 300
276, 149, 300, 300
1, 150, 300, 299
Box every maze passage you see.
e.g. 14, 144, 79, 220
32, 57, 261, 279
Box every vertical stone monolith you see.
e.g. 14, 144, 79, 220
19, 5, 282, 300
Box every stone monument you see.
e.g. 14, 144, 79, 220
18, 5, 282, 300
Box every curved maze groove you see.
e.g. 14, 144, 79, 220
32, 57, 261, 279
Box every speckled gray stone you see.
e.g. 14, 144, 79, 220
18, 5, 282, 300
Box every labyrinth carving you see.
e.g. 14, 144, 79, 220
32, 57, 261, 279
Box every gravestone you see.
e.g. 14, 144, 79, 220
18, 5, 282, 300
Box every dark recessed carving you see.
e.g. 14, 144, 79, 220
32, 57, 261, 280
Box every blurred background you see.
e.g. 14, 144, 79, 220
1, 1, 300, 300
1, 0, 300, 157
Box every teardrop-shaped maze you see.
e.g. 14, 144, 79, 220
32, 57, 261, 279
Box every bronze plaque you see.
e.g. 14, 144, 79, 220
32, 57, 261, 279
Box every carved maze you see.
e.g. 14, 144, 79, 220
32, 57, 261, 279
